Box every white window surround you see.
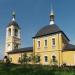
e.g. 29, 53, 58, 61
51, 53, 57, 65
51, 53, 56, 59
44, 55, 48, 63
37, 39, 40, 48
44, 39, 47, 48
44, 37, 48, 48
44, 37, 48, 39
8, 28, 11, 36
52, 37, 56, 47
8, 44, 10, 47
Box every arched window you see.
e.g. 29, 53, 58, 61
28, 57, 32, 62
51, 55, 57, 65
8, 28, 11, 36
52, 38, 55, 47
8, 44, 10, 47
52, 56, 56, 62
37, 56, 40, 63
44, 56, 48, 62
14, 29, 18, 36
44, 39, 47, 47
18, 57, 21, 63
4, 56, 8, 59
14, 44, 19, 49
37, 41, 40, 48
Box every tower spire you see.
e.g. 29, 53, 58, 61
12, 11, 16, 21
49, 1, 55, 25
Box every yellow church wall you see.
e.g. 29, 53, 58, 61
8, 52, 33, 64
61, 35, 69, 49
33, 33, 64, 65
8, 53, 21, 64
63, 51, 75, 66
33, 33, 63, 53
7, 32, 72, 66
35, 50, 63, 65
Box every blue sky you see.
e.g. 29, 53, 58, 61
0, 0, 75, 59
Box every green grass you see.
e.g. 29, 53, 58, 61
0, 63, 75, 75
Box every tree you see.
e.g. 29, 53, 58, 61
4, 56, 11, 64
18, 57, 23, 64
32, 55, 40, 64
22, 53, 28, 64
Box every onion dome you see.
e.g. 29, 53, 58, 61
7, 11, 20, 29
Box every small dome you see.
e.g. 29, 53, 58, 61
7, 21, 20, 29
7, 11, 20, 29
33, 24, 62, 38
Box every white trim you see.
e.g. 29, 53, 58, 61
37, 39, 40, 42
51, 37, 56, 47
37, 39, 40, 48
44, 39, 47, 48
51, 53, 56, 59
44, 55, 48, 64
44, 37, 48, 40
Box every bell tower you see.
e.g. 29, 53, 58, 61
5, 11, 21, 55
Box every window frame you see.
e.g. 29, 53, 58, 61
14, 44, 19, 49
8, 44, 10, 47
37, 40, 40, 48
28, 57, 32, 62
36, 56, 40, 63
52, 37, 56, 47
44, 56, 48, 62
44, 39, 47, 48
8, 28, 11, 36
14, 29, 18, 36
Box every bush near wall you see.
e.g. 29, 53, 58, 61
0, 63, 75, 75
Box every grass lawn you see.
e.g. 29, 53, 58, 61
0, 63, 75, 75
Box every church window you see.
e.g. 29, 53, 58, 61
36, 56, 40, 63
8, 44, 10, 47
52, 38, 55, 47
14, 44, 18, 49
8, 28, 11, 36
44, 39, 47, 47
52, 56, 56, 62
52, 55, 57, 63
44, 56, 48, 62
14, 29, 18, 36
28, 57, 31, 62
18, 57, 21, 63
4, 56, 7, 59
37, 41, 40, 48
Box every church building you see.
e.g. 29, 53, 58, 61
4, 7, 75, 66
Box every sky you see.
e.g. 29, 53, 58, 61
0, 0, 75, 59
